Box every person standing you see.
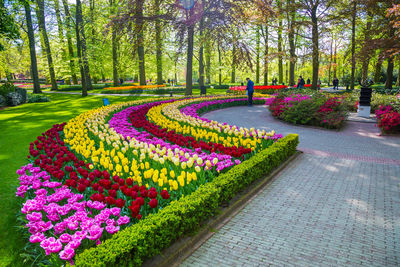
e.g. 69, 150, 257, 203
307, 78, 311, 84
297, 76, 305, 89
246, 77, 254, 106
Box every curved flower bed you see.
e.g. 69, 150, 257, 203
16, 96, 285, 265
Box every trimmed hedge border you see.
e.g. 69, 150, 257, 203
74, 134, 299, 266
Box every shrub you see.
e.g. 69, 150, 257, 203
27, 94, 51, 103
268, 93, 348, 129
73, 134, 299, 266
58, 84, 109, 91
0, 82, 16, 97
15, 88, 27, 103
6, 91, 24, 106
375, 105, 400, 133
0, 95, 5, 106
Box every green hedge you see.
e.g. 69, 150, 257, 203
58, 84, 110, 91
74, 134, 299, 266
101, 88, 186, 95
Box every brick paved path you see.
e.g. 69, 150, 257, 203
180, 106, 400, 267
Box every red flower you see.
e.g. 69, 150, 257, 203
126, 178, 133, 186
148, 189, 157, 199
149, 199, 158, 208
137, 214, 142, 220
160, 190, 170, 200
115, 198, 126, 208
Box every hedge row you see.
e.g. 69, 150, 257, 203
74, 134, 299, 266
58, 84, 110, 91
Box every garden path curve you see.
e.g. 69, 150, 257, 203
180, 105, 400, 266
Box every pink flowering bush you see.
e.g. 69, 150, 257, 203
16, 164, 130, 265
267, 93, 347, 129
375, 105, 400, 133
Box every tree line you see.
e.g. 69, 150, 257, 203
0, 0, 399, 96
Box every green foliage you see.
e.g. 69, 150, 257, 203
27, 94, 50, 103
0, 82, 15, 97
58, 84, 110, 91
74, 134, 299, 266
281, 98, 323, 125
15, 88, 27, 103
101, 88, 186, 95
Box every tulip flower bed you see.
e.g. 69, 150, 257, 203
229, 85, 288, 95
267, 93, 348, 129
16, 96, 298, 266
375, 104, 400, 133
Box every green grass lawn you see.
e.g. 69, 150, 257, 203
0, 93, 147, 266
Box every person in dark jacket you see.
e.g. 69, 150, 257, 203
246, 78, 254, 106
307, 78, 311, 84
297, 76, 305, 89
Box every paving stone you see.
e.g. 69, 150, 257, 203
179, 106, 400, 267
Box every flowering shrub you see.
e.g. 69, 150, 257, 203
267, 93, 347, 129
17, 96, 284, 264
375, 105, 400, 133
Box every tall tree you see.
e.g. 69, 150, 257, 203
277, 0, 283, 84
76, 0, 91, 96
22, 0, 41, 93
261, 24, 269, 85
61, 0, 78, 84
287, 0, 296, 86
155, 0, 163, 85
255, 26, 261, 84
350, 0, 356, 90
36, 0, 58, 90
136, 0, 146, 85
199, 16, 205, 88
110, 0, 119, 86
299, 0, 334, 89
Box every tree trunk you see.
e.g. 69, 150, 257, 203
205, 40, 211, 84
256, 25, 260, 84
333, 37, 337, 79
186, 24, 194, 95
36, 0, 58, 90
136, 0, 146, 85
231, 43, 236, 83
374, 58, 382, 84
23, 0, 41, 94
198, 18, 205, 88
218, 42, 222, 86
112, 29, 119, 86
76, 0, 91, 96
329, 37, 333, 84
263, 25, 269, 86
111, 0, 119, 86
288, 1, 296, 86
155, 0, 163, 85
311, 5, 319, 90
350, 1, 356, 90
396, 58, 400, 86
361, 11, 372, 82
54, 0, 66, 57
385, 58, 394, 89
61, 0, 78, 85
90, 0, 98, 83
277, 0, 283, 84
